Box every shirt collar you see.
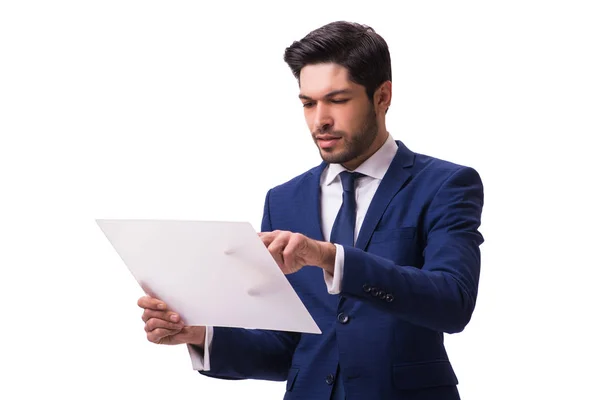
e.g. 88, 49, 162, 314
323, 133, 398, 186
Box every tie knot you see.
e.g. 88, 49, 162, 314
339, 171, 362, 193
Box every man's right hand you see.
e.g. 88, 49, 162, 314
138, 295, 206, 347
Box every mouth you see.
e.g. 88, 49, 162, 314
315, 135, 342, 149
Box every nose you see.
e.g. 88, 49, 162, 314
313, 103, 333, 134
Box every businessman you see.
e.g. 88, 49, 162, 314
138, 21, 484, 399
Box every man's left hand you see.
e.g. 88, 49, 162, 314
258, 230, 336, 274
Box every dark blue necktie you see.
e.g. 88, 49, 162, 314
329, 170, 361, 400
330, 171, 361, 247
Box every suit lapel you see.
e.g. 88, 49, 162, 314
295, 162, 339, 306
298, 161, 327, 242
355, 141, 415, 250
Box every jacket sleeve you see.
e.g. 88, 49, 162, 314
199, 189, 301, 380
341, 166, 484, 333
198, 328, 300, 381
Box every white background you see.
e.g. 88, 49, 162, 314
1, 1, 599, 399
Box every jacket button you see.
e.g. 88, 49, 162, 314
370, 288, 379, 297
378, 291, 387, 300
385, 294, 395, 302
325, 373, 335, 385
337, 312, 349, 324
362, 284, 371, 293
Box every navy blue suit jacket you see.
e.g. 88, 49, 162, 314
201, 140, 484, 400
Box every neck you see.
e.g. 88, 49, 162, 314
342, 130, 388, 171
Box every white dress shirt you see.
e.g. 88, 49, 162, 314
188, 134, 399, 371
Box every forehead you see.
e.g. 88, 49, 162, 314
299, 63, 357, 97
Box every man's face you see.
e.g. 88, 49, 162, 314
299, 63, 379, 168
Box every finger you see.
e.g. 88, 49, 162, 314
142, 309, 181, 323
144, 317, 184, 333
282, 236, 301, 274
259, 231, 278, 247
141, 310, 179, 323
137, 295, 168, 311
268, 234, 289, 269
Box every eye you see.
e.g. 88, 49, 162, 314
331, 99, 349, 104
302, 102, 315, 108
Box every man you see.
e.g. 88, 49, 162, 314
138, 21, 484, 400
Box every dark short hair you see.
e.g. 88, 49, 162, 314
283, 21, 392, 101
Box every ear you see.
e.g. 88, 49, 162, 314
374, 81, 392, 114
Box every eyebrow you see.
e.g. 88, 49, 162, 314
299, 89, 353, 101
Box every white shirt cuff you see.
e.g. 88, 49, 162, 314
187, 326, 213, 371
323, 244, 345, 295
